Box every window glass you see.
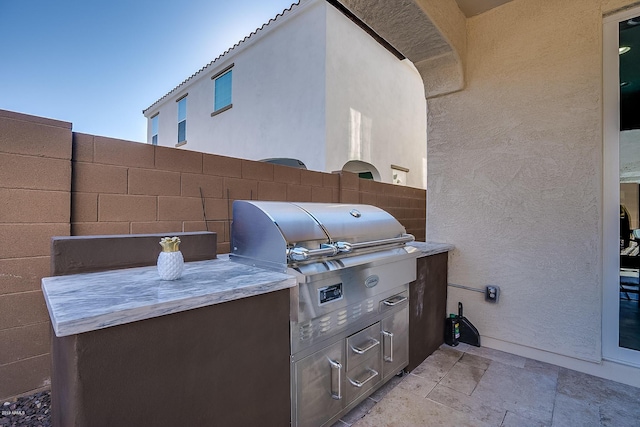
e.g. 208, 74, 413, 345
151, 115, 158, 145
178, 97, 187, 143
214, 70, 232, 111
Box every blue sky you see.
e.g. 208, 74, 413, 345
0, 0, 297, 142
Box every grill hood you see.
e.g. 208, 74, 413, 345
230, 201, 414, 272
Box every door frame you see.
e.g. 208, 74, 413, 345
603, 5, 640, 366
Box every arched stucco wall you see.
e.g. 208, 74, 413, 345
336, 0, 467, 98
342, 160, 381, 181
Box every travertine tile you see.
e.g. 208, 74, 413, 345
501, 411, 548, 427
352, 386, 492, 427
472, 361, 556, 425
396, 373, 438, 398
411, 347, 463, 382
427, 383, 506, 426
458, 352, 492, 370
524, 358, 560, 380
557, 368, 640, 426
557, 367, 638, 406
598, 388, 640, 427
351, 346, 640, 427
551, 392, 599, 427
600, 404, 640, 427
439, 362, 486, 395
463, 346, 527, 368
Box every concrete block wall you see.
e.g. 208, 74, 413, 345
72, 135, 426, 252
71, 136, 337, 254
0, 110, 72, 399
0, 109, 425, 400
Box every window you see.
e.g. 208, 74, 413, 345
151, 114, 158, 145
177, 96, 187, 143
213, 68, 232, 113
214, 70, 232, 111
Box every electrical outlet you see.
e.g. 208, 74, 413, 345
485, 285, 500, 303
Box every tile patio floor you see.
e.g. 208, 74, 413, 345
333, 343, 640, 427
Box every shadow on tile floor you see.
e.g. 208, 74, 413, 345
332, 344, 640, 427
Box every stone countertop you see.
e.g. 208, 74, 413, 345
42, 255, 296, 337
407, 241, 454, 257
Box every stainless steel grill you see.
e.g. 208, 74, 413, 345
230, 201, 418, 427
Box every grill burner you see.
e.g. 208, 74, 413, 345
230, 201, 418, 427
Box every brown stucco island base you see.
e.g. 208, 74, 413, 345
51, 289, 291, 427
45, 232, 295, 426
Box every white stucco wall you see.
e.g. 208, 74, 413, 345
144, 0, 427, 188
325, 6, 427, 188
145, 0, 327, 172
427, 0, 604, 362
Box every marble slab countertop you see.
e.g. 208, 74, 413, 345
407, 241, 454, 257
42, 255, 296, 337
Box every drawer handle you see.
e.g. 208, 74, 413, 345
329, 359, 342, 400
383, 295, 407, 307
350, 339, 380, 355
382, 330, 394, 362
348, 369, 379, 388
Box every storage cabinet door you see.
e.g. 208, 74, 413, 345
381, 306, 409, 380
294, 340, 344, 427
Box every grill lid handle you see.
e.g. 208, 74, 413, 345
288, 244, 338, 262
347, 234, 415, 251
287, 234, 414, 262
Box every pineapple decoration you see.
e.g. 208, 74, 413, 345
157, 236, 184, 280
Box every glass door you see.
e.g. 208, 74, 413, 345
603, 7, 640, 365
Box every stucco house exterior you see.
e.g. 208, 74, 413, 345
142, 0, 427, 189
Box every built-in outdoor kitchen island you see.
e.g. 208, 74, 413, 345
42, 204, 452, 427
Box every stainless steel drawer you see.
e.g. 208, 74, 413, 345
346, 322, 380, 370
378, 291, 409, 315
345, 351, 382, 403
